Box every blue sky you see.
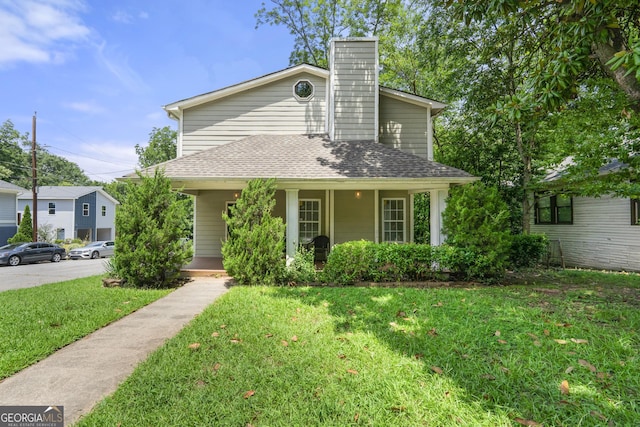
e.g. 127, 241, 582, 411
0, 0, 294, 182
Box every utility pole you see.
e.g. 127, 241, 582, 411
32, 113, 38, 242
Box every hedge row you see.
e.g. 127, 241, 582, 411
319, 234, 548, 285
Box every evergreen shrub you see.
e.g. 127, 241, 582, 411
509, 233, 548, 268
442, 182, 511, 281
8, 205, 33, 243
109, 169, 192, 288
222, 178, 285, 285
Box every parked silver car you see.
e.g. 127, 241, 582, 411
68, 241, 115, 260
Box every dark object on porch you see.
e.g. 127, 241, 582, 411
306, 235, 330, 262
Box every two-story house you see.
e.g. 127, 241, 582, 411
131, 38, 476, 265
18, 186, 119, 242
0, 180, 28, 245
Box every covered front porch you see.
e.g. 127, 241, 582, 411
181, 184, 452, 276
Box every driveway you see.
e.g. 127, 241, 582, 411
0, 258, 108, 292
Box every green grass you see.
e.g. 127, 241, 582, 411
0, 276, 171, 379
77, 270, 640, 426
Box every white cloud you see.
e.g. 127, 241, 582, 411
62, 101, 105, 114
111, 10, 132, 24
94, 41, 149, 93
0, 0, 90, 66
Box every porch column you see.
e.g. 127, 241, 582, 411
409, 193, 415, 243
285, 189, 299, 262
374, 189, 379, 243
329, 190, 335, 246
430, 189, 448, 246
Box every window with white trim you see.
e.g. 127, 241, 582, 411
82, 203, 90, 216
632, 199, 640, 225
101, 205, 106, 217
48, 202, 55, 215
299, 199, 320, 243
293, 80, 314, 101
382, 198, 405, 242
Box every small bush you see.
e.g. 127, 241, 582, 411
321, 240, 375, 285
509, 234, 548, 268
282, 246, 316, 284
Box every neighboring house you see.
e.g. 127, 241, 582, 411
131, 38, 476, 263
0, 180, 28, 245
531, 160, 640, 271
18, 186, 119, 242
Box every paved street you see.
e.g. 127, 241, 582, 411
0, 258, 107, 292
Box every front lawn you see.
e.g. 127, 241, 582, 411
0, 276, 171, 379
77, 270, 639, 426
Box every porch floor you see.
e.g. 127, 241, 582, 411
181, 257, 326, 278
181, 257, 227, 277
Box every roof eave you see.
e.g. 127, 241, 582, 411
163, 64, 330, 113
143, 176, 478, 192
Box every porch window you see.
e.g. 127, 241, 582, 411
632, 199, 640, 225
48, 202, 56, 215
382, 198, 405, 242
535, 194, 572, 224
83, 203, 90, 216
299, 199, 320, 244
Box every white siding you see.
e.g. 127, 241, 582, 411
182, 73, 327, 156
379, 95, 429, 158
331, 40, 378, 141
19, 199, 75, 240
531, 195, 640, 271
95, 192, 116, 239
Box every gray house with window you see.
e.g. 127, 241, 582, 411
531, 161, 640, 271
18, 186, 118, 242
129, 38, 476, 265
0, 180, 28, 245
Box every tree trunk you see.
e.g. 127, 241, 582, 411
514, 121, 532, 234
593, 40, 640, 112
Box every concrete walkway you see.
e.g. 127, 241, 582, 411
0, 277, 231, 426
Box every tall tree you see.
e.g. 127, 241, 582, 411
443, 0, 640, 224
135, 126, 177, 168
256, 0, 406, 68
0, 120, 29, 183
445, 0, 640, 111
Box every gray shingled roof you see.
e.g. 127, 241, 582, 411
134, 134, 474, 180
0, 180, 28, 193
15, 186, 119, 204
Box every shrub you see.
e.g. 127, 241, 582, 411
109, 169, 193, 288
282, 246, 316, 284
222, 178, 285, 285
321, 241, 439, 285
8, 205, 33, 243
509, 234, 548, 268
442, 182, 511, 281
321, 240, 375, 285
